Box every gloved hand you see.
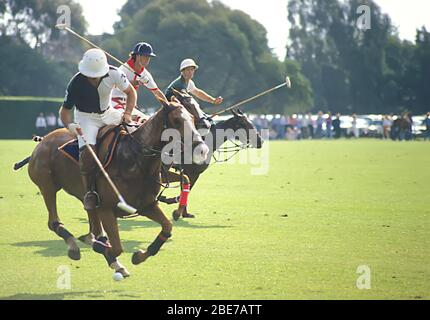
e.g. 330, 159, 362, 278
67, 123, 82, 136
213, 96, 223, 105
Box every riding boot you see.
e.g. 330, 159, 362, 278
79, 146, 100, 210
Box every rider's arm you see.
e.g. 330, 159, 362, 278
59, 106, 73, 128
114, 69, 136, 123
122, 85, 137, 122
151, 88, 168, 103
191, 87, 223, 105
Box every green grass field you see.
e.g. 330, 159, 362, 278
0, 139, 429, 300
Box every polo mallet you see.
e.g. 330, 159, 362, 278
77, 129, 137, 214
55, 23, 141, 78
211, 76, 292, 118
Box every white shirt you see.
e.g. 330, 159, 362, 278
187, 79, 197, 93
36, 116, 47, 128
111, 59, 158, 100
46, 115, 57, 126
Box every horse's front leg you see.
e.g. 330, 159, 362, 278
132, 204, 172, 265
93, 209, 129, 277
78, 210, 104, 246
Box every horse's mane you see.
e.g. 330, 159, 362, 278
132, 102, 185, 137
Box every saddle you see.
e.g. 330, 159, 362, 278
58, 125, 128, 168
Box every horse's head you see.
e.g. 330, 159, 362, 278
228, 109, 263, 149
171, 88, 212, 136
159, 99, 209, 164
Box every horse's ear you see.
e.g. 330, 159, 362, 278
231, 109, 238, 117
172, 88, 185, 99
237, 109, 244, 116
157, 97, 169, 108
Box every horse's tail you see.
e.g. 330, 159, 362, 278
13, 156, 31, 171
13, 136, 42, 171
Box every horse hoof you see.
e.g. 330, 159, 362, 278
132, 250, 149, 265
172, 210, 181, 221
68, 249, 81, 261
117, 268, 130, 278
78, 233, 94, 246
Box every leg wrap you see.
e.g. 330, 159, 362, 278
147, 231, 172, 256
49, 221, 73, 241
92, 237, 111, 254
105, 251, 117, 266
92, 237, 116, 266
179, 184, 190, 206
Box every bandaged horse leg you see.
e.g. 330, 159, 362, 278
132, 204, 172, 265
48, 221, 81, 261
79, 146, 100, 211
96, 210, 130, 277
180, 172, 201, 219
172, 173, 192, 221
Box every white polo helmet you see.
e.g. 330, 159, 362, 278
78, 48, 109, 78
180, 58, 199, 71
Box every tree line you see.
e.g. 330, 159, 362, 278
0, 0, 428, 115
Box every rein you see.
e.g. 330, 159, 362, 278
209, 119, 253, 165
211, 140, 251, 165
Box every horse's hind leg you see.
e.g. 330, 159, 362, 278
132, 204, 172, 265
40, 184, 81, 260
94, 210, 129, 277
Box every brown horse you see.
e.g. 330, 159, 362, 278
19, 100, 208, 277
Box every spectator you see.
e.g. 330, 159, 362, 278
279, 115, 288, 139
254, 115, 263, 132
351, 113, 359, 138
35, 113, 47, 136
333, 113, 341, 139
261, 115, 270, 130
46, 112, 57, 132
424, 112, 430, 141
326, 112, 333, 139
271, 116, 281, 139
297, 114, 307, 139
383, 115, 392, 139
307, 113, 314, 139
405, 112, 413, 140
288, 114, 297, 131
286, 126, 298, 140
391, 115, 401, 140
315, 111, 324, 139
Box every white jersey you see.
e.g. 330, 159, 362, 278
111, 58, 158, 100
186, 79, 197, 93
